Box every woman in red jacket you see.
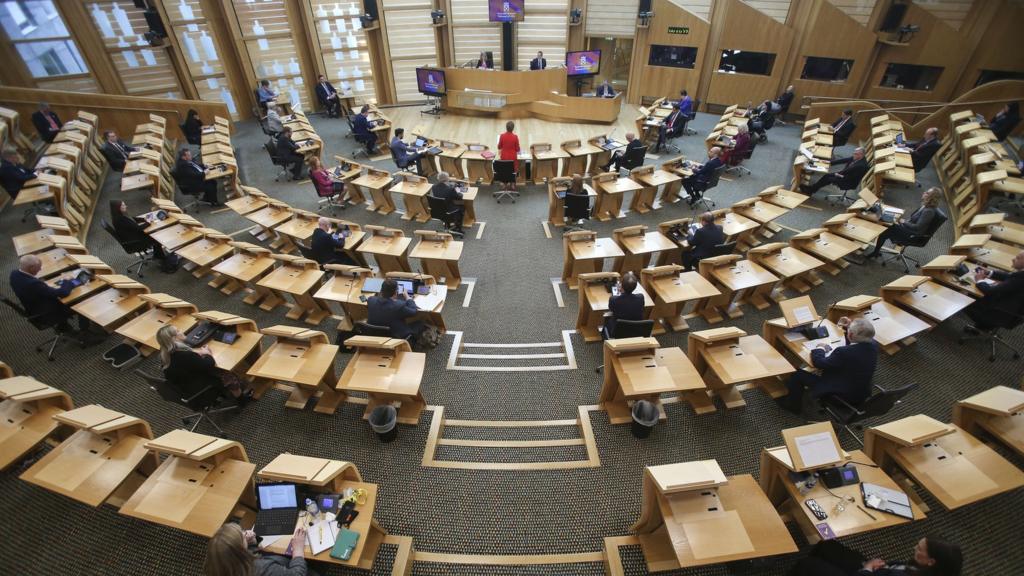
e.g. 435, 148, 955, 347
308, 155, 345, 204
497, 121, 520, 193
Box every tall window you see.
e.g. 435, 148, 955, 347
229, 0, 311, 111
162, 0, 241, 119
381, 0, 436, 103
309, 0, 376, 105
450, 0, 500, 66
88, 1, 185, 98
879, 63, 942, 91
0, 0, 98, 92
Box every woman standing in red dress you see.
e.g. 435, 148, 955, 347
497, 121, 520, 192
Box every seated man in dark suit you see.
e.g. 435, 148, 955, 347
601, 133, 643, 172
775, 85, 795, 116
9, 255, 100, 345
100, 130, 137, 173
367, 278, 426, 341
800, 147, 868, 195
390, 128, 424, 173
352, 105, 378, 154
655, 104, 683, 152
963, 250, 1024, 331
682, 146, 724, 206
682, 211, 725, 271
907, 127, 941, 172
429, 171, 464, 233
0, 150, 36, 199
275, 127, 305, 180
603, 272, 644, 338
780, 317, 878, 413
829, 109, 856, 147
529, 51, 547, 70
310, 217, 355, 266
596, 80, 616, 98
31, 102, 62, 143
314, 74, 342, 118
174, 148, 220, 205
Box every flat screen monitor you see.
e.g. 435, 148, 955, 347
488, 0, 524, 22
416, 67, 446, 96
566, 50, 601, 77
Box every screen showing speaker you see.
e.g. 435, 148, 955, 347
416, 68, 447, 96
565, 50, 601, 77
488, 0, 524, 22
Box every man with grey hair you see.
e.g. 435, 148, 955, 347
9, 255, 100, 344
799, 146, 868, 196
683, 146, 724, 207
265, 102, 284, 135
780, 316, 878, 414
31, 101, 62, 142
429, 171, 464, 233
309, 217, 354, 266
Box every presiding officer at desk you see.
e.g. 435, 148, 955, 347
963, 250, 1024, 332
603, 271, 643, 338
780, 317, 877, 414
10, 254, 101, 345
310, 217, 355, 266
368, 278, 426, 341
530, 51, 547, 70
352, 105, 378, 154
596, 80, 615, 98
476, 51, 494, 70
429, 172, 465, 234
683, 211, 725, 271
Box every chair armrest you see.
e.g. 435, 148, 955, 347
183, 384, 216, 404
824, 394, 866, 416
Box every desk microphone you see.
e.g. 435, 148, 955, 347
801, 300, 835, 340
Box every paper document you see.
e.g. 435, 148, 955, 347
792, 306, 814, 325
307, 514, 339, 555
795, 431, 840, 468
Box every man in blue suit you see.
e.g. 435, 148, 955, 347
780, 317, 878, 413
390, 128, 424, 173
10, 255, 100, 344
314, 74, 342, 118
682, 147, 723, 207
367, 278, 426, 341
0, 150, 36, 199
352, 105, 378, 154
682, 212, 725, 271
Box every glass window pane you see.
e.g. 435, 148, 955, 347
879, 63, 942, 91
718, 50, 776, 76
801, 57, 854, 83
648, 45, 698, 69
15, 39, 87, 78
36, 74, 100, 93
0, 0, 67, 40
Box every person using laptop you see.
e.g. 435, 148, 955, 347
779, 317, 877, 414
310, 217, 355, 266
790, 535, 962, 576
157, 325, 253, 408
204, 522, 312, 576
10, 254, 104, 346
682, 211, 724, 271
601, 132, 642, 172
367, 278, 426, 341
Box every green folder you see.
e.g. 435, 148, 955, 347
329, 528, 360, 561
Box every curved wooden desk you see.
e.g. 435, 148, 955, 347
441, 68, 621, 123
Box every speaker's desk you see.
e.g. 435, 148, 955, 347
442, 68, 621, 123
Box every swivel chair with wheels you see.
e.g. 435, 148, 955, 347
595, 319, 655, 373
355, 320, 392, 337
563, 191, 591, 232
958, 309, 1022, 362
427, 194, 464, 239
686, 165, 724, 211
136, 369, 235, 437
617, 145, 648, 176
819, 383, 918, 446
264, 139, 292, 182
880, 210, 947, 273
492, 160, 518, 203
2, 296, 72, 361
101, 218, 153, 278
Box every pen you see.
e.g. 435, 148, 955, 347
857, 504, 877, 521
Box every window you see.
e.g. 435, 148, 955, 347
0, 0, 97, 91
229, 0, 312, 111
879, 63, 942, 91
309, 0, 377, 105
88, 1, 185, 98
163, 0, 241, 119
975, 69, 1024, 88
801, 57, 853, 83
648, 45, 698, 69
718, 50, 775, 76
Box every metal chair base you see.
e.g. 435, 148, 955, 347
493, 186, 519, 203
183, 404, 237, 436
959, 327, 1022, 362
35, 332, 66, 361
880, 246, 918, 273
126, 256, 149, 278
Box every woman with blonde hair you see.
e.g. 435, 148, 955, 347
157, 325, 252, 407
865, 187, 943, 259
204, 522, 310, 576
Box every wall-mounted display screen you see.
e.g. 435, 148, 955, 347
566, 50, 601, 77
488, 0, 524, 22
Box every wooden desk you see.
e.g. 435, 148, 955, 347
763, 317, 846, 368
612, 226, 676, 275
967, 212, 1024, 247
688, 328, 795, 409
20, 405, 157, 507
384, 272, 450, 334
245, 201, 294, 250
530, 144, 567, 183
593, 175, 644, 221
747, 243, 824, 294
72, 274, 150, 331
255, 255, 329, 325
211, 242, 276, 300
575, 272, 655, 342
459, 146, 493, 183
437, 142, 466, 179
715, 211, 761, 249
337, 336, 426, 424
790, 228, 860, 275
588, 135, 624, 176
546, 178, 596, 227
225, 192, 268, 216
115, 293, 198, 355
256, 455, 385, 569
0, 377, 73, 470
601, 337, 711, 419
313, 266, 375, 331
247, 327, 340, 413
390, 174, 432, 223
562, 140, 602, 176
631, 166, 681, 213
356, 226, 412, 275
272, 209, 320, 255
641, 266, 720, 333
758, 448, 923, 544
696, 256, 779, 323
828, 295, 931, 355
191, 311, 263, 377
119, 430, 256, 537
47, 256, 115, 305
880, 275, 975, 324
920, 254, 983, 298
409, 230, 464, 290
350, 169, 394, 215
635, 463, 796, 571
732, 198, 789, 239
35, 247, 78, 279
824, 213, 887, 246
954, 386, 1024, 458
865, 415, 1024, 510
951, 234, 1018, 272
758, 186, 809, 210
561, 231, 625, 289
176, 230, 235, 280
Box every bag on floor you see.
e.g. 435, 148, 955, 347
160, 253, 182, 273
417, 326, 440, 349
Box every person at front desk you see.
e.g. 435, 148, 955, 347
315, 74, 342, 118
310, 217, 355, 267
476, 51, 493, 70
779, 317, 878, 414
390, 128, 425, 173
601, 132, 642, 172
352, 105, 378, 154
962, 250, 1024, 332
175, 148, 221, 205
101, 130, 138, 173
368, 278, 426, 341
682, 146, 724, 206
596, 80, 616, 98
0, 149, 36, 199
602, 271, 643, 339
275, 127, 305, 180
530, 51, 547, 70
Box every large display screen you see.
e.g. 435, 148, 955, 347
566, 50, 601, 77
416, 67, 447, 96
488, 0, 524, 22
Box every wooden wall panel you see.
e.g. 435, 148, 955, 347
913, 0, 973, 30
826, 0, 876, 25
670, 0, 713, 21
632, 0, 710, 102
705, 0, 795, 107
953, 0, 1024, 95
516, 0, 569, 71
383, 6, 438, 102
742, 0, 793, 24
307, 0, 379, 106
585, 0, 640, 37
448, 0, 501, 66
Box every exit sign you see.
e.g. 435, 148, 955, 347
668, 26, 689, 34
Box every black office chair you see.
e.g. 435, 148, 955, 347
355, 320, 391, 337
391, 148, 418, 174
427, 195, 464, 239
264, 139, 291, 181
880, 209, 947, 272
170, 166, 202, 213
2, 296, 72, 361
596, 319, 656, 373
311, 176, 345, 213
563, 191, 591, 232
711, 241, 738, 257
101, 218, 152, 278
681, 99, 700, 136
618, 145, 648, 175
819, 383, 918, 446
958, 309, 1022, 362
492, 160, 518, 203
825, 173, 864, 207
137, 369, 234, 437
687, 165, 723, 210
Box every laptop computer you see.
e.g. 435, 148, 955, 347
414, 137, 426, 147
254, 482, 301, 537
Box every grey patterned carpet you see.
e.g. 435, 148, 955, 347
0, 105, 1021, 576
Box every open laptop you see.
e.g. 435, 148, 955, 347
254, 483, 300, 537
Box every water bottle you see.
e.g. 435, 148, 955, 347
305, 497, 319, 519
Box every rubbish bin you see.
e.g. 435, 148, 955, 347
369, 405, 398, 443
631, 400, 658, 439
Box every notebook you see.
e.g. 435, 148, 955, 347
861, 482, 913, 519
330, 528, 361, 560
